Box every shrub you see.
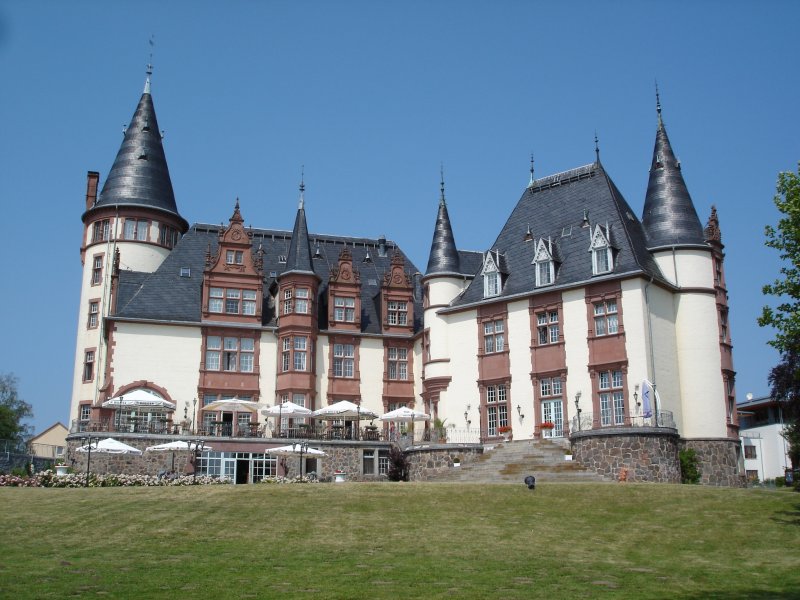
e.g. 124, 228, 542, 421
679, 448, 701, 484
387, 445, 409, 481
775, 476, 785, 488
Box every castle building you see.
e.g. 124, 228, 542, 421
69, 74, 741, 485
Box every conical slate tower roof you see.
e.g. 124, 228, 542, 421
641, 104, 705, 249
425, 178, 461, 275
91, 77, 181, 220
283, 182, 316, 276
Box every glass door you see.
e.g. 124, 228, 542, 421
541, 400, 563, 438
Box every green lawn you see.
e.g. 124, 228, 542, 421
0, 482, 797, 599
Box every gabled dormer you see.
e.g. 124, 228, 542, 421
381, 251, 414, 334
532, 237, 558, 287
328, 247, 362, 332
589, 223, 614, 276
201, 201, 263, 324
481, 250, 506, 298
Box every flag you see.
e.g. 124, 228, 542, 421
641, 379, 654, 418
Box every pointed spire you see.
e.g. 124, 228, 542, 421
90, 73, 183, 225
284, 176, 316, 277
528, 153, 535, 187
425, 167, 460, 275
298, 166, 305, 210
641, 93, 705, 249
594, 131, 600, 164
655, 80, 662, 126
144, 61, 152, 95
439, 163, 446, 205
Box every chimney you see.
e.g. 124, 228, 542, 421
378, 235, 387, 257
85, 171, 100, 210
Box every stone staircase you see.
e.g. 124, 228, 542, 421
429, 439, 611, 484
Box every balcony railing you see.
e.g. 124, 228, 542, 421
570, 410, 676, 433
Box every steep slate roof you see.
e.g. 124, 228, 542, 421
425, 183, 462, 276
114, 225, 423, 334
87, 78, 185, 226
641, 110, 705, 249
450, 162, 668, 308
283, 186, 316, 277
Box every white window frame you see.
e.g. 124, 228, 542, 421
334, 296, 355, 322
333, 343, 355, 378
594, 299, 619, 336
483, 320, 505, 354
209, 287, 224, 313
590, 225, 613, 275
533, 239, 555, 287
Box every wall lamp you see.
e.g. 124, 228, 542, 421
634, 384, 640, 409
517, 405, 524, 419
574, 391, 582, 431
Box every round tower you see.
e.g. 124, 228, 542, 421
640, 96, 739, 483
70, 69, 188, 429
420, 174, 465, 417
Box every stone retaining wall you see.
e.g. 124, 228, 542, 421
572, 428, 681, 483
679, 438, 745, 487
406, 445, 482, 480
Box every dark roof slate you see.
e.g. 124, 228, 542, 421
425, 198, 462, 276
641, 119, 705, 249
114, 225, 423, 335
284, 200, 316, 276
451, 162, 669, 308
89, 89, 184, 224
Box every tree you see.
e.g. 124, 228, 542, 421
760, 164, 800, 354
0, 374, 33, 443
760, 164, 800, 471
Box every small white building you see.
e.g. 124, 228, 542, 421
738, 395, 791, 482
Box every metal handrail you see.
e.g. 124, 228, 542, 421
571, 410, 676, 432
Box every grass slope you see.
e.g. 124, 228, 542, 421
0, 482, 798, 599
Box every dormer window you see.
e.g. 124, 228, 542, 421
482, 252, 503, 298
533, 238, 556, 287
590, 225, 614, 275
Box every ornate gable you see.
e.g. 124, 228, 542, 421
381, 251, 414, 334
533, 238, 553, 263
383, 252, 412, 288
201, 201, 263, 323
329, 247, 361, 284
328, 247, 362, 331
589, 224, 610, 251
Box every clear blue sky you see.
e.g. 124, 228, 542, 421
1, 1, 798, 435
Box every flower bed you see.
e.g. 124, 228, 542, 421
0, 470, 233, 488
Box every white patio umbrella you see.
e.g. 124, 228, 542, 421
102, 389, 176, 410
75, 437, 143, 487
203, 399, 264, 413
313, 400, 378, 440
380, 406, 431, 443
76, 437, 143, 455
379, 406, 431, 423
266, 443, 326, 477
312, 400, 378, 420
145, 440, 213, 471
262, 401, 313, 437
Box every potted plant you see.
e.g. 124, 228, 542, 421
498, 425, 512, 441
55, 460, 70, 476
540, 421, 556, 430
333, 469, 346, 483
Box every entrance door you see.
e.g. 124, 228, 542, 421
236, 458, 249, 484
541, 400, 563, 438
